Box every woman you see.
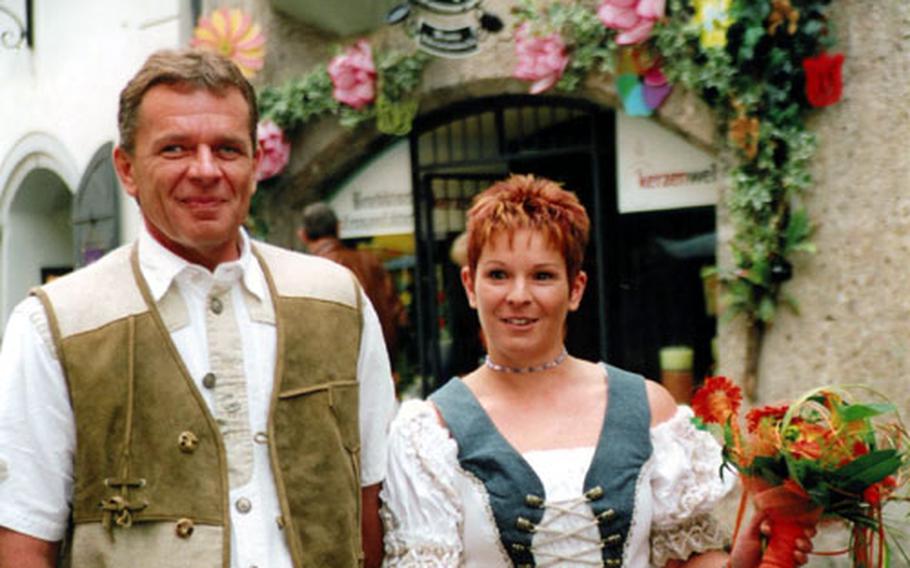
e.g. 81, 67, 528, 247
381, 175, 808, 567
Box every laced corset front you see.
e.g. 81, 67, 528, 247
522, 447, 602, 566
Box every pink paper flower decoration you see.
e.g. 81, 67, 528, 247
328, 40, 377, 110
191, 8, 266, 78
513, 24, 570, 94
597, 0, 666, 45
255, 120, 291, 181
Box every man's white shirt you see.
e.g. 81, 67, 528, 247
0, 227, 397, 568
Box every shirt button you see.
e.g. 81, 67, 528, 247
202, 373, 216, 389
175, 517, 195, 539
235, 497, 252, 514
210, 297, 224, 314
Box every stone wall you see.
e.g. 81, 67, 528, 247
718, 1, 910, 412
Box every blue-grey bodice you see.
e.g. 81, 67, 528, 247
430, 364, 653, 567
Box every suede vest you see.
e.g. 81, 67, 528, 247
32, 241, 364, 568
431, 366, 652, 567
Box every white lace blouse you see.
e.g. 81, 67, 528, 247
380, 399, 735, 567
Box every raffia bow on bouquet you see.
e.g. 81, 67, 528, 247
691, 377, 910, 567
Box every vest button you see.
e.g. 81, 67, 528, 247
235, 497, 252, 514
202, 373, 217, 389
515, 516, 535, 532
178, 431, 199, 453
584, 485, 604, 500
175, 518, 194, 539
210, 297, 224, 315
524, 494, 544, 508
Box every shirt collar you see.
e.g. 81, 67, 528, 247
137, 225, 267, 303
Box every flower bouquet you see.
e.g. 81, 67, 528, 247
691, 377, 910, 567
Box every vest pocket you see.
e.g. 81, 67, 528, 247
278, 380, 360, 458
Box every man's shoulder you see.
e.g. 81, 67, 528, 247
41, 245, 133, 290
252, 241, 360, 308
36, 244, 146, 338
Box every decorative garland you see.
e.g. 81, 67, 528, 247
218, 1, 844, 389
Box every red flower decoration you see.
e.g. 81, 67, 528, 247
691, 376, 742, 425
802, 52, 845, 108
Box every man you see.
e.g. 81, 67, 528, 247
0, 49, 395, 568
299, 203, 406, 370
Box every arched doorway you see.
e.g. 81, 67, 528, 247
409, 95, 718, 395
3, 168, 73, 319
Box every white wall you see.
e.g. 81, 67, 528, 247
0, 0, 190, 323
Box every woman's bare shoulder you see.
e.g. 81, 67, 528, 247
643, 377, 678, 426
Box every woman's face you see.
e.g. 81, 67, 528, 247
462, 228, 587, 368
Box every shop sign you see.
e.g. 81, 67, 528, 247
328, 140, 414, 238
616, 113, 720, 213
413, 0, 479, 13
417, 20, 478, 57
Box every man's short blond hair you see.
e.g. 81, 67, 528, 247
118, 48, 258, 154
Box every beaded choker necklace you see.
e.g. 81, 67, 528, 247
484, 346, 568, 374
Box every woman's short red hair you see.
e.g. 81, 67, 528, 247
465, 174, 590, 281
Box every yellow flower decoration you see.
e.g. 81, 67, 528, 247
693, 0, 732, 49
191, 8, 266, 78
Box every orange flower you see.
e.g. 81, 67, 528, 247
746, 420, 784, 461
692, 376, 742, 425
768, 0, 800, 36
790, 439, 822, 460
788, 421, 830, 460
729, 113, 760, 159
191, 8, 266, 78
746, 404, 789, 433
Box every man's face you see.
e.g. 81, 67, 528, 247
114, 83, 260, 269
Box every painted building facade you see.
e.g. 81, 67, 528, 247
0, 0, 194, 326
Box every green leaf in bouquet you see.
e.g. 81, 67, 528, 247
832, 449, 901, 486
748, 456, 787, 486
788, 458, 825, 488
806, 481, 832, 507
839, 402, 897, 422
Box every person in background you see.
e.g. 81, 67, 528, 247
300, 202, 406, 371
379, 174, 812, 567
0, 49, 395, 568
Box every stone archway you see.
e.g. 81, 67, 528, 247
0, 133, 78, 324
258, 67, 719, 249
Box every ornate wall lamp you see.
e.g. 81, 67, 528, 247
1, 0, 32, 49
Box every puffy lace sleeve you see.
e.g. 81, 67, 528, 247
380, 400, 463, 566
649, 406, 736, 566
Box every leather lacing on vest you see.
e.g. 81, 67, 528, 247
99, 315, 148, 531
